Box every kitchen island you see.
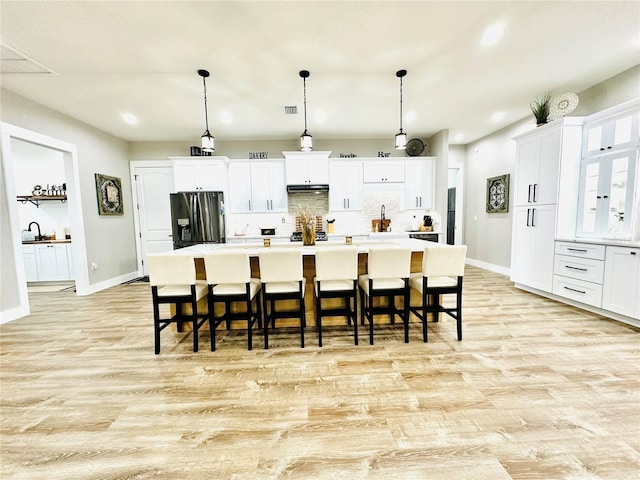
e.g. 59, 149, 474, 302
168, 238, 433, 330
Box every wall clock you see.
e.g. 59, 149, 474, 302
406, 138, 425, 157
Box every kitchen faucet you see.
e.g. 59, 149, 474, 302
28, 221, 42, 241
380, 205, 385, 232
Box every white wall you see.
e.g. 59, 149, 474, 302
463, 65, 640, 272
1, 90, 137, 287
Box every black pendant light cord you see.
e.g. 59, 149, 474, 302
303, 74, 309, 133
202, 74, 210, 132
397, 69, 407, 133
399, 75, 403, 132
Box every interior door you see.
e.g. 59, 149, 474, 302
133, 166, 174, 275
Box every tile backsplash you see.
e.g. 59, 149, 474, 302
226, 190, 440, 237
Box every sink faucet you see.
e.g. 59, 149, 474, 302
380, 205, 385, 232
28, 221, 42, 241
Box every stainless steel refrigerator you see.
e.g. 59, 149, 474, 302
170, 191, 226, 249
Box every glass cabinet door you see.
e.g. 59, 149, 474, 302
577, 151, 637, 238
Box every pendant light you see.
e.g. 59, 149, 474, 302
198, 69, 215, 152
299, 70, 312, 151
395, 69, 407, 150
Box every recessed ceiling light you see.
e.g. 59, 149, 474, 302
122, 113, 138, 125
482, 23, 505, 46
491, 111, 505, 122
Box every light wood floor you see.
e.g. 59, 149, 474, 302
1, 266, 639, 479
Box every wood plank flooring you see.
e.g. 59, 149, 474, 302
1, 266, 639, 479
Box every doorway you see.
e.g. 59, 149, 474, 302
447, 166, 464, 245
1, 123, 89, 323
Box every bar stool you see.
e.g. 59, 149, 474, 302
258, 248, 306, 349
202, 250, 262, 351
146, 253, 209, 354
358, 246, 412, 345
314, 246, 359, 347
409, 244, 467, 341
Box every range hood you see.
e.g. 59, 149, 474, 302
286, 184, 329, 193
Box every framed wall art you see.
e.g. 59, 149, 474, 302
95, 173, 124, 215
486, 174, 510, 213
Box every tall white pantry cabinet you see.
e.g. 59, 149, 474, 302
510, 118, 583, 292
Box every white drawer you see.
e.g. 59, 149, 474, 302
553, 275, 603, 308
22, 244, 36, 254
554, 254, 604, 284
555, 241, 605, 260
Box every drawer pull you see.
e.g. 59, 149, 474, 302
567, 248, 588, 253
631, 252, 637, 256
565, 265, 588, 272
564, 286, 586, 295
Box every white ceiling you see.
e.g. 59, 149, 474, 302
1, 1, 639, 147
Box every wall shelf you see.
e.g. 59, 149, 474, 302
17, 195, 67, 207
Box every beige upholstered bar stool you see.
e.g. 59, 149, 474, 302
202, 250, 262, 351
146, 253, 209, 354
314, 246, 359, 347
258, 248, 306, 349
358, 245, 412, 345
409, 244, 467, 342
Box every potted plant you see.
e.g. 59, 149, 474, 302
530, 93, 551, 126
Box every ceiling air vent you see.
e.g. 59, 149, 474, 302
284, 105, 298, 115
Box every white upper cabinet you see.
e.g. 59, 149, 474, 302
283, 151, 330, 184
583, 108, 639, 157
404, 158, 435, 210
329, 160, 363, 211
228, 161, 287, 213
362, 159, 405, 183
514, 126, 562, 206
576, 151, 637, 238
171, 157, 227, 191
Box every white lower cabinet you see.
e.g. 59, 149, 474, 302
602, 246, 640, 318
510, 205, 557, 292
22, 245, 38, 281
23, 243, 74, 282
553, 241, 604, 308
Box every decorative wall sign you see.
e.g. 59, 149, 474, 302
95, 173, 123, 215
249, 151, 268, 159
486, 174, 510, 213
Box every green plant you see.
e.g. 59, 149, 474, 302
530, 93, 551, 125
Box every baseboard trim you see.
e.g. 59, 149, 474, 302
0, 305, 30, 325
465, 258, 510, 277
514, 283, 640, 329
77, 271, 141, 296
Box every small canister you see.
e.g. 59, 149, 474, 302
263, 238, 271, 247
345, 236, 352, 245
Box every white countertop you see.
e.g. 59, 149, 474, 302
172, 237, 435, 256
556, 237, 640, 248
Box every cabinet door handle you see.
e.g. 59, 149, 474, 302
564, 286, 586, 295
526, 208, 531, 226
531, 208, 536, 227
347, 198, 350, 209
533, 184, 538, 202
631, 252, 637, 255
527, 185, 532, 203
565, 265, 588, 272
567, 248, 587, 253
419, 197, 422, 207
248, 200, 252, 211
